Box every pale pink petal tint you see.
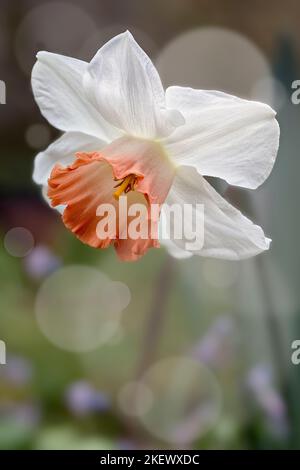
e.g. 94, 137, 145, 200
48, 138, 175, 261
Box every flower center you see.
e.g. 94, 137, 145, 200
113, 174, 138, 200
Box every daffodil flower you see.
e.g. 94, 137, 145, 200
32, 31, 279, 261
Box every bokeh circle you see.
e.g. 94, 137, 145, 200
35, 265, 130, 352
156, 27, 272, 100
25, 123, 51, 149
119, 356, 222, 445
4, 227, 34, 257
14, 2, 97, 75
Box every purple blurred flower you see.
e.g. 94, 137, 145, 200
0, 401, 41, 428
0, 355, 33, 386
246, 364, 289, 438
23, 244, 61, 280
65, 381, 110, 416
117, 439, 137, 450
12, 403, 41, 427
192, 315, 236, 369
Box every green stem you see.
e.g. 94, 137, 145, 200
136, 254, 175, 378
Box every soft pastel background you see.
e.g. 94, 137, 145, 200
0, 0, 300, 450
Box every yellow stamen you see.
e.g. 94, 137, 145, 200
113, 174, 137, 200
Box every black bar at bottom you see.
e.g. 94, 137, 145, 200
0, 449, 296, 465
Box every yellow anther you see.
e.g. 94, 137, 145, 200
113, 174, 137, 200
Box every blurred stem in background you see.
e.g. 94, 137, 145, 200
136, 254, 176, 378
254, 252, 292, 447
228, 186, 291, 444
255, 255, 288, 393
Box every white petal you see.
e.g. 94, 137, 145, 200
33, 132, 105, 185
159, 211, 193, 259
160, 238, 193, 260
32, 51, 119, 141
165, 244, 193, 259
84, 31, 183, 139
164, 87, 280, 189
164, 166, 270, 260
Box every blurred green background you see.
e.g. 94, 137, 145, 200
1, 0, 300, 450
